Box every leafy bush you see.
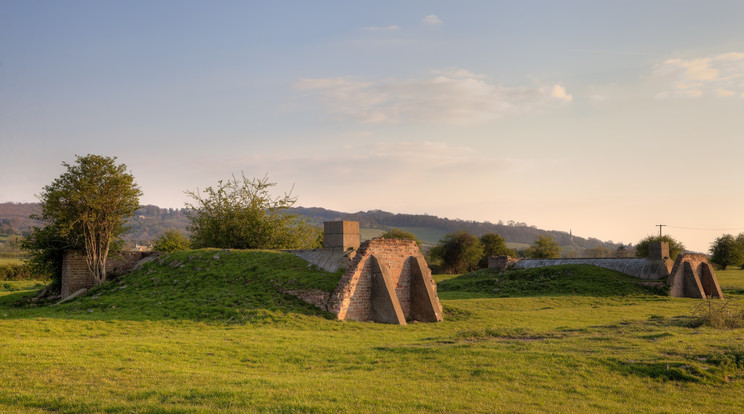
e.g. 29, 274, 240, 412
186, 174, 321, 249
479, 232, 516, 267
427, 231, 484, 274
152, 230, 191, 253
635, 235, 685, 260
380, 228, 421, 246
525, 235, 561, 259
0, 263, 46, 281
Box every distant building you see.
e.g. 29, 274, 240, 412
134, 243, 152, 252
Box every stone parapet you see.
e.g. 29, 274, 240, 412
513, 257, 671, 280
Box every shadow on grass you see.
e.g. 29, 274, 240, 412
724, 288, 744, 296
604, 358, 708, 383
0, 286, 338, 325
437, 265, 665, 299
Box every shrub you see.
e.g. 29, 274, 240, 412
478, 233, 515, 268
688, 299, 744, 329
427, 231, 484, 274
2, 282, 20, 291
186, 174, 321, 249
525, 235, 561, 259
0, 263, 47, 281
152, 230, 191, 253
380, 228, 421, 246
635, 235, 685, 260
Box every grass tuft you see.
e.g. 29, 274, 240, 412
688, 299, 744, 329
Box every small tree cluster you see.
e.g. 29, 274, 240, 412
709, 233, 744, 270
427, 231, 517, 274
186, 174, 321, 250
635, 235, 685, 261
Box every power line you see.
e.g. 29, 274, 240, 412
667, 225, 744, 231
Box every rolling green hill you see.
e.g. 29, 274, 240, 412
4, 249, 343, 323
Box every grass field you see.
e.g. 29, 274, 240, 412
1, 251, 743, 413
0, 257, 23, 265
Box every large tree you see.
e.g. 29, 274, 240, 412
186, 174, 321, 249
24, 154, 141, 286
709, 233, 744, 270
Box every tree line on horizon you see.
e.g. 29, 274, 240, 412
4, 154, 738, 289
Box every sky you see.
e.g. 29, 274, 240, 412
2, 0, 744, 252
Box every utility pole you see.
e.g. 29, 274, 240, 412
656, 224, 666, 237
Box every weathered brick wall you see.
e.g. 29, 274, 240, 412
488, 255, 520, 272
60, 252, 96, 299
60, 251, 156, 298
327, 238, 442, 322
667, 253, 723, 299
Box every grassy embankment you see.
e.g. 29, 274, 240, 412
1, 250, 743, 413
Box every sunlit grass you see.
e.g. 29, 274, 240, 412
0, 256, 743, 412
0, 257, 24, 266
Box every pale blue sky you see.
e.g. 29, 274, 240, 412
2, 1, 744, 251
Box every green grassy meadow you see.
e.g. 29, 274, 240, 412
0, 257, 23, 265
1, 250, 743, 413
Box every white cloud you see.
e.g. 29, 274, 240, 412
716, 89, 735, 97
422, 14, 442, 24
653, 52, 744, 98
362, 25, 399, 31
294, 70, 572, 125
551, 85, 573, 101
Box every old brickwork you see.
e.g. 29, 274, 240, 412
60, 251, 156, 298
488, 255, 520, 272
327, 238, 443, 323
667, 253, 723, 299
60, 252, 95, 299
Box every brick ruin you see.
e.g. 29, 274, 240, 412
325, 237, 443, 324
667, 253, 723, 299
58, 220, 443, 324
488, 242, 723, 299
60, 251, 155, 299
290, 221, 443, 324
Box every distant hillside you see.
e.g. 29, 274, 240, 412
0, 203, 189, 248
290, 206, 622, 251
0, 202, 624, 253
